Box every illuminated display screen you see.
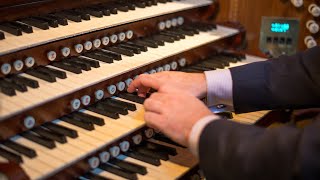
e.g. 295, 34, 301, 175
270, 23, 290, 33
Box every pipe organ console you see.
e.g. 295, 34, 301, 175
0, 0, 271, 179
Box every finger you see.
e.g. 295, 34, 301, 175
127, 74, 161, 95
144, 112, 165, 131
144, 98, 164, 114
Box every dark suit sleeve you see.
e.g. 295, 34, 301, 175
199, 119, 320, 180
230, 46, 320, 113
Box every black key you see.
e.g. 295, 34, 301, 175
66, 10, 91, 21
25, 69, 56, 82
124, 151, 160, 166
163, 30, 185, 39
43, 122, 78, 138
180, 27, 199, 34
54, 12, 82, 22
100, 100, 131, 112
110, 158, 147, 175
61, 116, 94, 131
0, 31, 4, 40
109, 4, 129, 12
0, 146, 23, 163
144, 38, 165, 46
46, 14, 68, 26
63, 60, 91, 71
144, 141, 177, 156
11, 75, 39, 88
21, 132, 56, 149
201, 61, 224, 69
0, 86, 15, 96
105, 98, 136, 111
117, 2, 135, 10
93, 4, 117, 15
80, 8, 103, 18
180, 68, 200, 73
134, 1, 146, 8
193, 63, 215, 71
82, 172, 110, 180
83, 53, 113, 63
0, 23, 22, 36
87, 106, 119, 119
31, 127, 67, 144
87, 6, 110, 16
133, 146, 169, 160
175, 28, 195, 36
207, 58, 229, 66
20, 18, 49, 30
99, 163, 137, 180
158, 0, 168, 3
2, 140, 36, 158
0, 79, 27, 92
117, 93, 145, 104
71, 111, 105, 126
74, 57, 100, 68
118, 44, 141, 54
125, 42, 148, 52
105, 47, 134, 57
159, 32, 181, 40
32, 16, 58, 28
153, 133, 185, 148
51, 61, 82, 74
188, 66, 211, 72
8, 22, 33, 33
37, 66, 67, 79
95, 49, 122, 60
134, 40, 158, 48
96, 102, 128, 115
152, 35, 175, 43
68, 58, 94, 70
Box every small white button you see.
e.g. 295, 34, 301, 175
107, 85, 117, 95
291, 0, 303, 8
125, 78, 133, 87
126, 30, 134, 39
304, 36, 317, 48
156, 67, 164, 72
101, 36, 110, 46
178, 58, 187, 67
158, 22, 166, 30
132, 134, 142, 145
81, 95, 91, 106
93, 39, 102, 48
109, 146, 120, 157
95, 90, 104, 100
306, 20, 319, 34
170, 61, 178, 70
24, 116, 35, 129
61, 47, 70, 57
71, 99, 81, 110
84, 41, 93, 51
13, 60, 24, 71
118, 32, 126, 42
309, 3, 320, 17
116, 81, 126, 91
149, 69, 157, 74
177, 17, 184, 25
88, 157, 100, 169
74, 44, 84, 53
144, 128, 154, 138
110, 34, 118, 43
47, 51, 57, 61
99, 151, 110, 163
25, 57, 35, 68
1, 63, 11, 75
165, 20, 172, 29
119, 141, 130, 152
171, 18, 178, 27
163, 64, 171, 71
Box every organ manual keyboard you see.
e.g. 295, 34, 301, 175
0, 0, 270, 179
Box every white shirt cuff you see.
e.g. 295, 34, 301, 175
204, 69, 234, 107
188, 115, 220, 158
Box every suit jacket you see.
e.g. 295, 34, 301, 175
199, 46, 320, 180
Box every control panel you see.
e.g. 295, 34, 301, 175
259, 17, 300, 57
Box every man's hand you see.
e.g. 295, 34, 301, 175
127, 71, 207, 98
143, 92, 215, 146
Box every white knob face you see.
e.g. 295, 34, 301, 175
178, 58, 187, 67
61, 47, 71, 57
71, 99, 81, 110
116, 81, 126, 91
25, 57, 35, 68
163, 64, 171, 71
125, 78, 133, 87
1, 63, 11, 75
81, 95, 91, 106
149, 69, 157, 74
13, 60, 24, 71
47, 51, 57, 61
88, 157, 100, 169
126, 30, 134, 39
84, 41, 93, 50
144, 128, 154, 138
304, 36, 317, 48
99, 151, 110, 163
177, 17, 184, 25
165, 20, 172, 29
101, 36, 110, 46
309, 23, 319, 34
119, 141, 130, 152
109, 146, 120, 157
95, 90, 104, 100
24, 116, 36, 129
132, 134, 142, 145
291, 0, 303, 8
118, 32, 126, 42
158, 22, 166, 30
171, 18, 178, 27
107, 85, 117, 95
110, 34, 118, 44
74, 44, 84, 53
170, 61, 178, 70
156, 67, 164, 72
309, 4, 320, 17
93, 39, 101, 48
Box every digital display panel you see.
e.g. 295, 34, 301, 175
270, 23, 290, 33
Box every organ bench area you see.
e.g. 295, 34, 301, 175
0, 0, 269, 179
